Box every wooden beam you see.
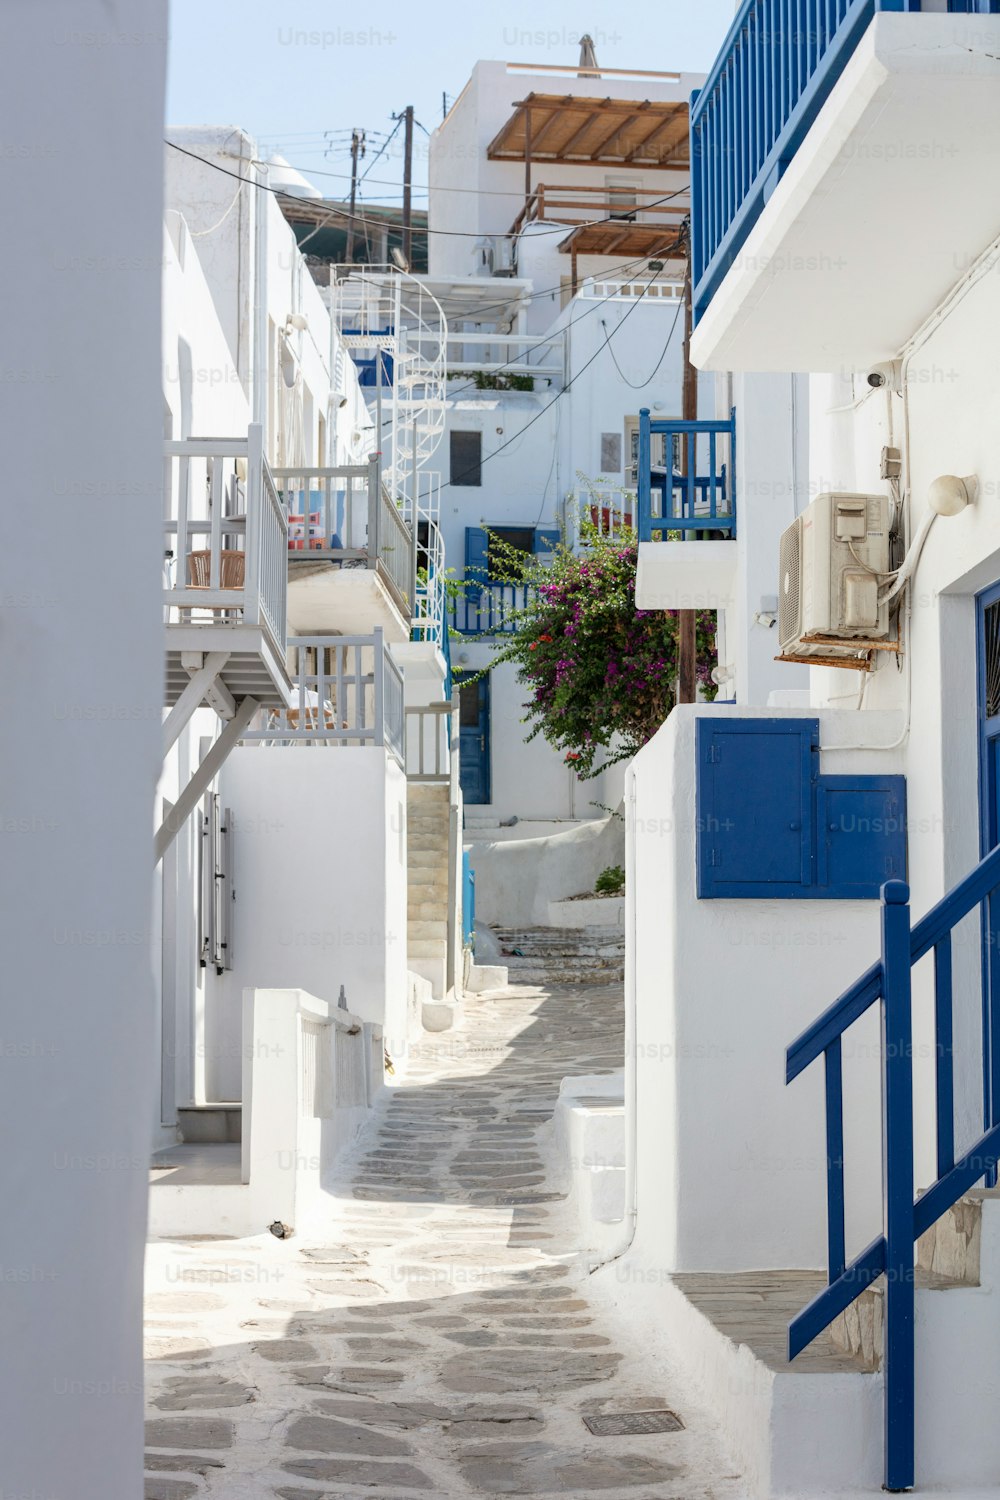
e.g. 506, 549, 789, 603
155, 696, 260, 863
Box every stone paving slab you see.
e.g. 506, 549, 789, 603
145, 980, 748, 1498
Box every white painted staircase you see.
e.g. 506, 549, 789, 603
634, 1190, 1000, 1496
407, 782, 450, 997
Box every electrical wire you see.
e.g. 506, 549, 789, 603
437, 258, 679, 494
165, 140, 691, 242
599, 284, 683, 389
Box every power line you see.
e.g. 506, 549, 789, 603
165, 140, 691, 242
435, 251, 682, 493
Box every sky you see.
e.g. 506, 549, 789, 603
166, 0, 736, 201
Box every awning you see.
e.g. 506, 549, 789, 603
487, 93, 689, 168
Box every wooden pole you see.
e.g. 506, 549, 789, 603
401, 106, 414, 269
678, 217, 698, 705
346, 128, 363, 263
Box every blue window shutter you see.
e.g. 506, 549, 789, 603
816, 778, 907, 896
533, 527, 560, 556
697, 719, 816, 897
464, 526, 489, 600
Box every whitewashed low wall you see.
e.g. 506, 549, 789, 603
626, 705, 905, 1274
468, 815, 626, 927
548, 895, 625, 930
149, 987, 383, 1238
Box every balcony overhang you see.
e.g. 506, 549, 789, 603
286, 564, 410, 643
487, 93, 689, 169
691, 14, 1000, 374
635, 540, 738, 612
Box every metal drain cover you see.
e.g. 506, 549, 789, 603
583, 1409, 684, 1436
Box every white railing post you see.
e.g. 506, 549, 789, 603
373, 627, 385, 747
243, 423, 263, 628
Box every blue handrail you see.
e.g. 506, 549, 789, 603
690, 0, 999, 322
787, 842, 1000, 1490
636, 407, 736, 540
462, 852, 475, 947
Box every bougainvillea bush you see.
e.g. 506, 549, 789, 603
482, 522, 717, 779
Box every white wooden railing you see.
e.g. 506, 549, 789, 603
163, 425, 288, 652
241, 629, 404, 766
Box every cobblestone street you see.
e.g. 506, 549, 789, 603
144, 981, 745, 1498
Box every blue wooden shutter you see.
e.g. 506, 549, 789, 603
464, 526, 488, 601
697, 719, 816, 898
816, 779, 907, 894
533, 527, 560, 556
696, 717, 907, 900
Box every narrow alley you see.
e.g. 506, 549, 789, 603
143, 979, 745, 1498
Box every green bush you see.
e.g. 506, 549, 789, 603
594, 865, 626, 896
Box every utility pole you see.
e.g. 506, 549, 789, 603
678, 216, 698, 705
346, 127, 365, 264
401, 105, 414, 270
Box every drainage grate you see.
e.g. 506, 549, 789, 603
582, 1409, 684, 1437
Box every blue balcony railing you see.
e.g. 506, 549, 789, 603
636, 408, 736, 541
786, 847, 1000, 1490
449, 581, 533, 636
690, 0, 999, 321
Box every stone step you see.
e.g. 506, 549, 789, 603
176, 1104, 241, 1144
408, 919, 448, 940
409, 849, 449, 869
408, 901, 448, 922
408, 938, 448, 959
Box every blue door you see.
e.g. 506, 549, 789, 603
457, 674, 490, 805
977, 583, 1000, 1150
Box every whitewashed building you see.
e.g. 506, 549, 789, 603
592, 5, 1000, 1496
150, 127, 463, 1237
413, 59, 712, 834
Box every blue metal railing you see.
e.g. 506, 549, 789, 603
690, 0, 999, 322
636, 408, 736, 541
462, 852, 475, 948
449, 581, 534, 636
786, 845, 1000, 1490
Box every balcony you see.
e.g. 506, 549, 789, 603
241, 630, 404, 765
509, 182, 689, 262
690, 1, 1000, 371
163, 427, 290, 710
271, 462, 414, 641
633, 408, 740, 611
449, 582, 534, 637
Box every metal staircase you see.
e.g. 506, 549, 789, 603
329, 268, 448, 656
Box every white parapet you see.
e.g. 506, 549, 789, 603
635, 539, 738, 612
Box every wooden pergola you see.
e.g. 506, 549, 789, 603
486, 92, 690, 171
488, 92, 690, 275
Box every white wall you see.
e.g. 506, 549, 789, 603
428, 60, 702, 280
0, 5, 166, 1496
628, 706, 905, 1273
804, 256, 1000, 1188
210, 747, 408, 1097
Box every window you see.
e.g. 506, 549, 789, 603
605, 176, 640, 221
600, 432, 623, 473
624, 416, 679, 485
450, 429, 482, 487
486, 526, 535, 580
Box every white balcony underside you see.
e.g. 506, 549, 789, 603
636, 540, 738, 612
286, 564, 410, 642
691, 14, 1000, 374
164, 624, 292, 709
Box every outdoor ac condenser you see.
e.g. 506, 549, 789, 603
778, 492, 892, 657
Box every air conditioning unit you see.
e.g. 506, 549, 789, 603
474, 236, 515, 278
778, 492, 892, 657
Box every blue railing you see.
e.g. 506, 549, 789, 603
786, 845, 1000, 1491
690, 0, 999, 321
462, 852, 475, 947
449, 582, 534, 636
636, 408, 736, 541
